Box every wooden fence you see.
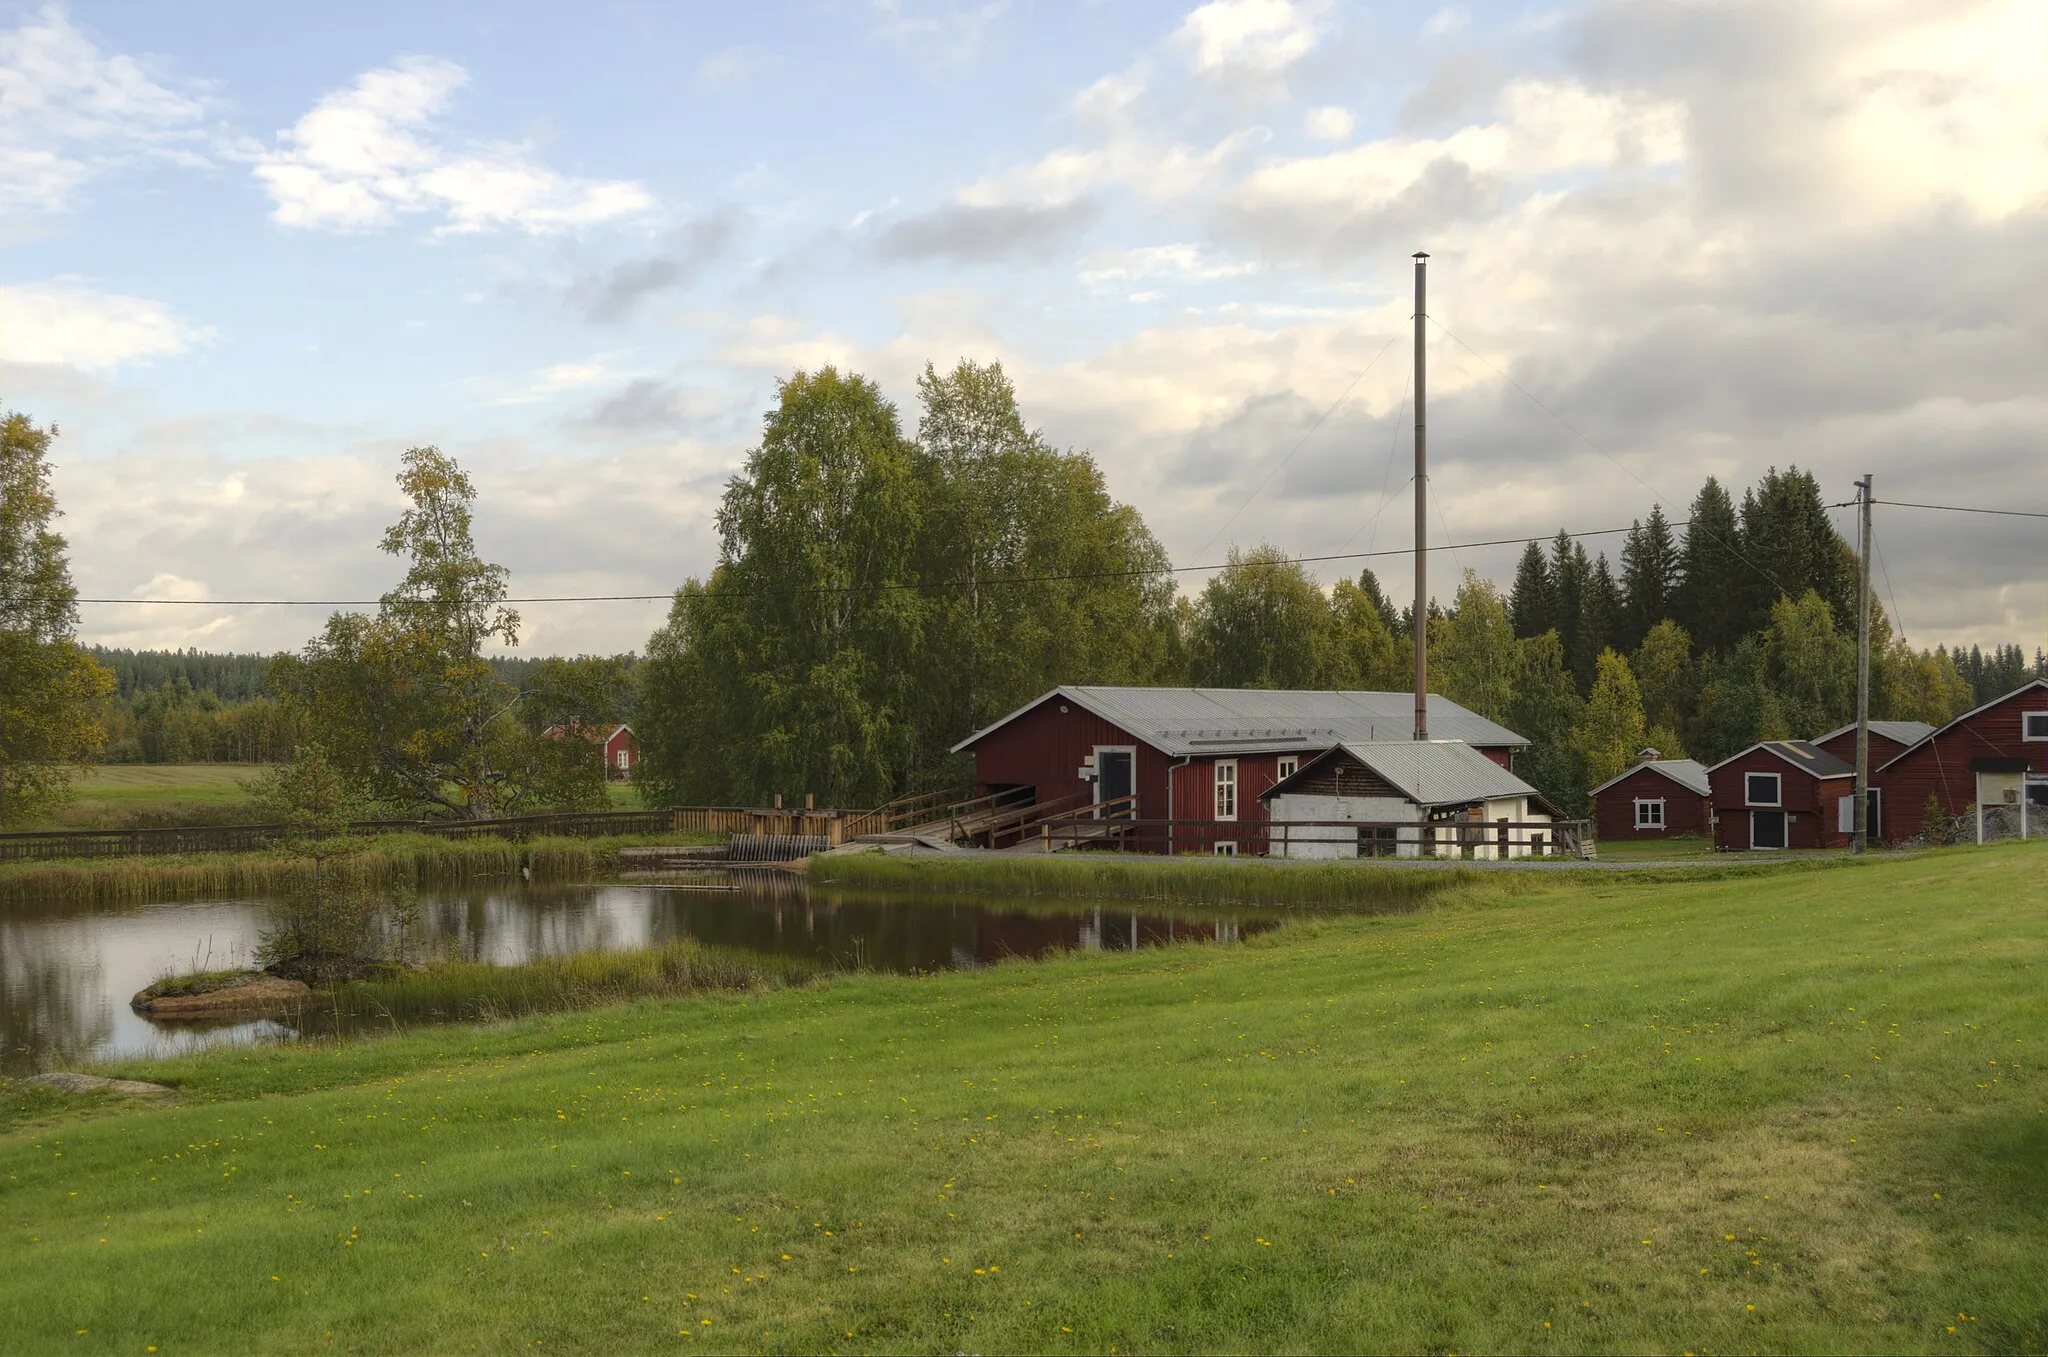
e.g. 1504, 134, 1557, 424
1017, 815, 1592, 860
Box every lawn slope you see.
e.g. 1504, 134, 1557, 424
2, 845, 2043, 1353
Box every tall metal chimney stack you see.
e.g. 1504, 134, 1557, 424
1412, 251, 1429, 741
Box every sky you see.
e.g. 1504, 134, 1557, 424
3, 0, 2044, 659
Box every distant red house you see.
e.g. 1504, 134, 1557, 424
1875, 680, 2048, 843
543, 721, 640, 781
1591, 755, 1712, 840
952, 686, 1530, 855
1706, 740, 1854, 850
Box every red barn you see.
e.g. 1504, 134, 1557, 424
1875, 680, 2048, 843
1706, 741, 1854, 850
1591, 756, 1712, 840
1811, 719, 1934, 770
952, 686, 1530, 855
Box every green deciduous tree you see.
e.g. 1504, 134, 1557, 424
1509, 631, 1586, 815
0, 412, 114, 826
1190, 546, 1333, 688
1436, 570, 1517, 725
277, 447, 602, 817
1762, 590, 1855, 737
1327, 575, 1401, 690
1631, 619, 1693, 738
1572, 648, 1648, 790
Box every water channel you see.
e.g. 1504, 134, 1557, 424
1, 875, 1292, 1073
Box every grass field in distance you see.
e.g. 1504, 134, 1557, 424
2, 843, 2041, 1352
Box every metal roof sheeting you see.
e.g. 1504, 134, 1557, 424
1708, 740, 1855, 778
1264, 739, 1543, 808
1588, 757, 1711, 798
953, 686, 1527, 756
1813, 719, 1936, 747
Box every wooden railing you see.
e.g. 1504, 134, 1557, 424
1020, 815, 1591, 860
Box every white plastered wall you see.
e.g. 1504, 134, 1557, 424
1268, 794, 1420, 859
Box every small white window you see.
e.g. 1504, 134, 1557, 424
1745, 772, 1782, 807
1214, 841, 1238, 857
1634, 798, 1665, 828
1276, 755, 1299, 782
616, 749, 630, 770
1214, 760, 1238, 821
2023, 711, 2048, 741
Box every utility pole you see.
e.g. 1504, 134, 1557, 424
1412, 251, 1429, 742
1853, 474, 1873, 854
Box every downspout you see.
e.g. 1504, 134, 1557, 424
1167, 755, 1192, 855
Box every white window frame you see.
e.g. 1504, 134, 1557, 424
1745, 771, 1782, 807
2023, 711, 2048, 741
616, 748, 630, 770
1275, 755, 1299, 782
1213, 760, 1238, 821
1214, 841, 1238, 857
1634, 798, 1666, 829
1093, 744, 1138, 816
1750, 809, 1788, 850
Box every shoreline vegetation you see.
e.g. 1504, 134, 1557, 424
2, 842, 2041, 1350
810, 850, 1483, 906
0, 830, 716, 907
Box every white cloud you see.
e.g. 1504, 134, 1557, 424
0, 5, 208, 213
1175, 0, 1325, 75
1080, 243, 1260, 287
0, 278, 205, 369
868, 0, 1009, 73
1303, 105, 1353, 141
483, 357, 629, 406
1422, 6, 1469, 39
255, 57, 653, 235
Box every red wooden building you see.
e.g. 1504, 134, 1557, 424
1706, 740, 1853, 850
952, 686, 1529, 855
1811, 719, 1933, 769
1590, 756, 1712, 840
1874, 679, 2048, 842
544, 721, 640, 781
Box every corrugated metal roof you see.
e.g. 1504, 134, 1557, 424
1588, 757, 1711, 798
1877, 678, 2048, 773
952, 686, 1527, 756
1813, 719, 1935, 746
1263, 739, 1543, 808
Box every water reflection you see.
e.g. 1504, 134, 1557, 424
0, 875, 1286, 1072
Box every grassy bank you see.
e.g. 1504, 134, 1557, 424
0, 831, 717, 907
3, 842, 2044, 1352
811, 849, 1481, 907
322, 940, 818, 1029
27, 763, 265, 831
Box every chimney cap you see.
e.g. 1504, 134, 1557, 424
1412, 251, 1430, 260
1636, 747, 1663, 762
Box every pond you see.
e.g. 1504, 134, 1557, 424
1, 874, 1289, 1073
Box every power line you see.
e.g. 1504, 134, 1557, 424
1426, 315, 1790, 597
1869, 499, 2048, 521
1193, 332, 1402, 561
23, 522, 1656, 610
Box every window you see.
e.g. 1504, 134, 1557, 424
1745, 772, 1782, 807
616, 749, 630, 770
1214, 760, 1238, 821
1276, 755, 1299, 782
1214, 841, 1238, 857
1838, 789, 1883, 836
2024, 711, 2048, 741
1634, 798, 1666, 829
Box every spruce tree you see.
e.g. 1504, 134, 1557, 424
1675, 477, 1745, 655
1507, 540, 1553, 639
1738, 467, 1853, 637
1548, 531, 1587, 669
1353, 567, 1401, 637
1618, 504, 1679, 651
1573, 553, 1622, 692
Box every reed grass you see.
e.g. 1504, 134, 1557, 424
0, 832, 707, 907
322, 940, 817, 1028
811, 849, 1480, 907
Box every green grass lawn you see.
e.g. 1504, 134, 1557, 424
1591, 834, 1720, 861
2, 845, 2043, 1353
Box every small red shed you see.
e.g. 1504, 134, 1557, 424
1706, 740, 1854, 850
952, 686, 1530, 855
544, 721, 639, 781
1875, 679, 2048, 843
1591, 756, 1712, 840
